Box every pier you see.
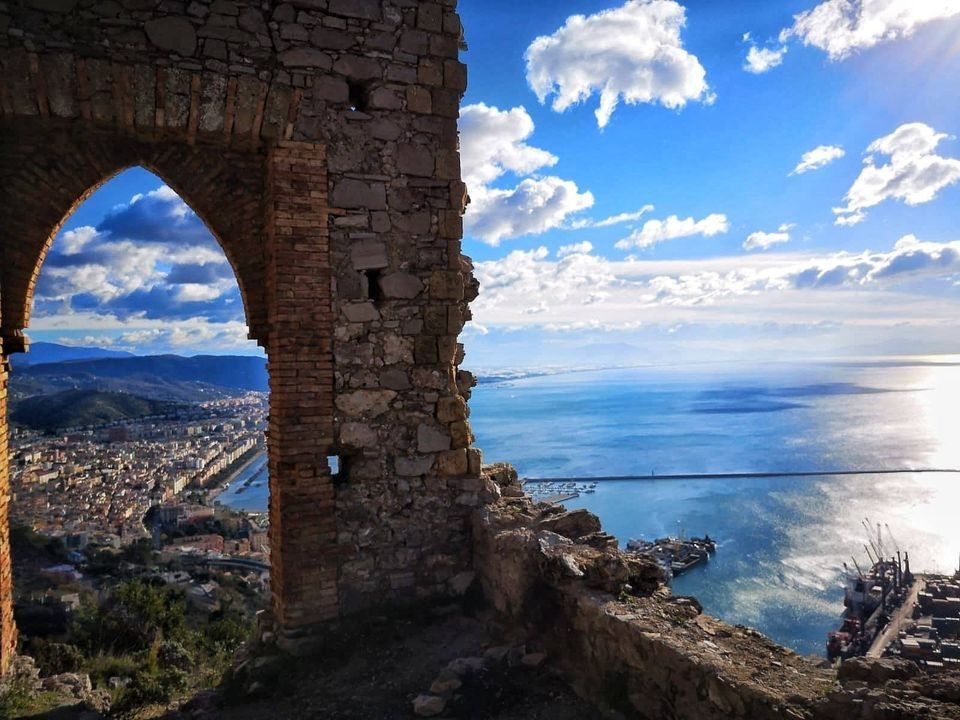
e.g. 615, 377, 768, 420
868, 573, 925, 658
524, 468, 960, 484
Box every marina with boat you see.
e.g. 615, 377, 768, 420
625, 534, 716, 578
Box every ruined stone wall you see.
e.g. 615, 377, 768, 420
0, 346, 15, 672
473, 466, 960, 720
0, 0, 477, 665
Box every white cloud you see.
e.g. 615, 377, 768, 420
470, 234, 960, 333
460, 103, 594, 245
614, 213, 729, 250
58, 226, 98, 255
744, 45, 787, 74
557, 241, 594, 258
744, 224, 793, 251
458, 103, 558, 190
791, 144, 845, 175
570, 205, 656, 229
834, 123, 960, 225
467, 177, 595, 246
524, 0, 712, 129
780, 0, 960, 60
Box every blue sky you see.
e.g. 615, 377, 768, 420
29, 1, 960, 368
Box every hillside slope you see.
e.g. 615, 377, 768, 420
10, 389, 183, 431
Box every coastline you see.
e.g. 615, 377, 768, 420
204, 447, 266, 504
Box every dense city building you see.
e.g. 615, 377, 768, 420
8, 393, 267, 542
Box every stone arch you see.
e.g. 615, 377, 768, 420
0, 0, 475, 679
0, 130, 270, 352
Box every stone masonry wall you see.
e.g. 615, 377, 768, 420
0, 0, 478, 669
0, 345, 15, 673
474, 465, 960, 720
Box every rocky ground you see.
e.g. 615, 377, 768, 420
8, 605, 611, 720
9, 607, 960, 720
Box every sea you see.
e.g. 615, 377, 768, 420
216, 358, 960, 657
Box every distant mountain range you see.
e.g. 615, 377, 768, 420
11, 390, 184, 432
10, 342, 135, 366
20, 354, 269, 391
7, 343, 269, 405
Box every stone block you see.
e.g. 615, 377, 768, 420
333, 55, 382, 80
368, 87, 401, 110
467, 449, 483, 475
279, 47, 332, 69
396, 455, 434, 476
350, 240, 388, 270
335, 389, 396, 418
378, 272, 423, 299
416, 3, 442, 32
429, 271, 464, 300
397, 143, 435, 177
381, 369, 411, 390
415, 336, 438, 364
145, 17, 197, 56
332, 178, 387, 209
437, 396, 467, 423
417, 424, 450, 453
311, 26, 356, 50
314, 76, 350, 102
449, 421, 471, 449
438, 449, 468, 476
418, 59, 443, 86
342, 302, 380, 323
328, 0, 380, 20
340, 422, 378, 448
406, 86, 432, 114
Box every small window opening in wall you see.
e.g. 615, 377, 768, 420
330, 454, 349, 487
362, 269, 383, 304
348, 82, 369, 112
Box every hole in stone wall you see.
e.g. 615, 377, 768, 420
327, 455, 340, 476
331, 453, 350, 488
348, 82, 369, 112
362, 268, 383, 305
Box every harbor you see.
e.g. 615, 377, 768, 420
625, 535, 717, 579
827, 520, 960, 668
883, 572, 960, 669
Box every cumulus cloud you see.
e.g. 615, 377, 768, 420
470, 234, 960, 332
744, 224, 794, 251
744, 45, 787, 74
36, 182, 245, 338
467, 177, 595, 246
834, 123, 960, 226
614, 213, 729, 250
791, 145, 845, 175
780, 0, 960, 60
460, 103, 594, 245
459, 103, 558, 190
557, 241, 594, 258
525, 0, 712, 129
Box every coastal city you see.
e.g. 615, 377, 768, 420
8, 391, 270, 578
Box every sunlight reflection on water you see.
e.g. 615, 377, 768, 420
470, 361, 960, 655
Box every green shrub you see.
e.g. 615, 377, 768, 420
113, 667, 189, 715
28, 639, 84, 676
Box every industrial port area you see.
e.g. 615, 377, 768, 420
827, 522, 960, 671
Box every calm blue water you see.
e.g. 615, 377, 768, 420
470, 362, 960, 656
216, 453, 268, 512
218, 360, 960, 656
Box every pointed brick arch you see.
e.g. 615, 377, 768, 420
0, 130, 270, 350
0, 0, 475, 677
